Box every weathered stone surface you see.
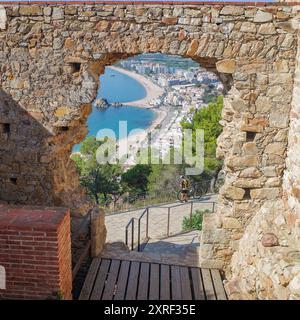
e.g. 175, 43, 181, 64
265, 143, 286, 156
250, 188, 281, 200
220, 6, 244, 16
243, 142, 258, 156
240, 124, 263, 133
261, 233, 279, 247
19, 5, 42, 16
239, 167, 262, 178
95, 20, 110, 32
255, 96, 272, 113
220, 185, 245, 200
52, 7, 64, 20
223, 217, 243, 229
0, 6, 6, 30
162, 17, 178, 25
288, 275, 300, 295
216, 59, 236, 74
226, 155, 259, 170
240, 22, 256, 33
186, 39, 199, 56
254, 10, 273, 23
258, 23, 276, 35
233, 178, 263, 188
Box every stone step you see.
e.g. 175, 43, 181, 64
101, 239, 201, 268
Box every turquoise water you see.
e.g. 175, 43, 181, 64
73, 67, 155, 152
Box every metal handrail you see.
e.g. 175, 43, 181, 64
125, 218, 135, 251
153, 199, 216, 210
106, 179, 214, 214
125, 197, 217, 252
137, 207, 149, 252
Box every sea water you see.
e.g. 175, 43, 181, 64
73, 67, 155, 152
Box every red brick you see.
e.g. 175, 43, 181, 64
0, 206, 72, 300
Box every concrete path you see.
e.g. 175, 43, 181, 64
105, 194, 217, 245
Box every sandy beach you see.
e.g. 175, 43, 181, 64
107, 66, 167, 164
118, 106, 168, 165
108, 66, 165, 108
73, 65, 168, 164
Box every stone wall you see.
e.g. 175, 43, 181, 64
225, 11, 300, 300
0, 3, 300, 299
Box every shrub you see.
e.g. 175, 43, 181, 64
182, 209, 211, 231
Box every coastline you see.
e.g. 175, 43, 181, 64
108, 65, 164, 108
105, 65, 168, 164
74, 65, 168, 162
118, 106, 168, 164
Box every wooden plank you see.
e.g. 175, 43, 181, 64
179, 266, 192, 300
137, 262, 150, 300
201, 268, 216, 300
101, 260, 121, 300
149, 263, 159, 300
160, 264, 170, 300
125, 261, 140, 300
79, 257, 101, 300
171, 265, 182, 300
114, 260, 130, 300
190, 267, 205, 300
90, 259, 111, 300
210, 269, 227, 300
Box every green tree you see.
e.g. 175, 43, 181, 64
147, 163, 182, 197
181, 96, 223, 180
71, 136, 125, 206
79, 136, 102, 156
121, 164, 152, 196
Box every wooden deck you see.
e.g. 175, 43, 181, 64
79, 257, 227, 300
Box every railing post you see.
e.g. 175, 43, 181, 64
167, 207, 171, 237
138, 219, 141, 252
190, 201, 194, 229
131, 219, 134, 251
212, 202, 215, 213
146, 207, 149, 239
125, 227, 128, 247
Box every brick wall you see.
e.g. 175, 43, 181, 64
0, 205, 72, 300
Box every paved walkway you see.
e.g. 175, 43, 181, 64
100, 236, 200, 267
105, 194, 217, 247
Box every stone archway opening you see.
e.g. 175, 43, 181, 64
71, 52, 229, 215
69, 55, 232, 270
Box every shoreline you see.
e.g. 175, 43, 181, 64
118, 106, 168, 164
108, 66, 167, 163
73, 66, 168, 162
108, 65, 164, 108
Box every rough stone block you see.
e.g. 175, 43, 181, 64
226, 155, 259, 170
254, 10, 273, 23
222, 217, 243, 230
250, 188, 281, 200
19, 5, 42, 16
216, 59, 236, 74
220, 185, 245, 200
0, 6, 6, 30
